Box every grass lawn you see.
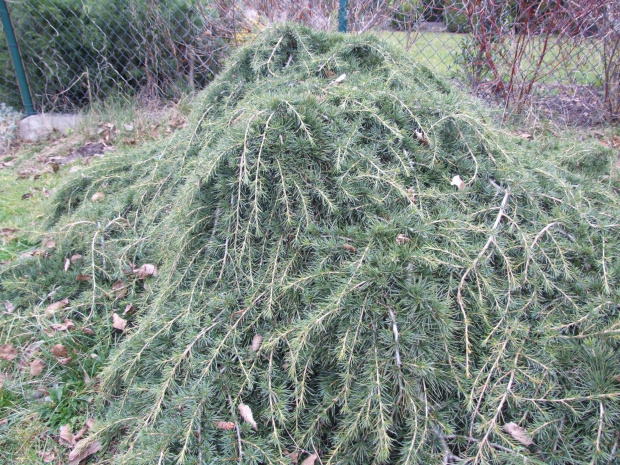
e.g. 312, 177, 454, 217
0, 165, 61, 262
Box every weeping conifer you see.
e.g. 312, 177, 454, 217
1, 25, 619, 464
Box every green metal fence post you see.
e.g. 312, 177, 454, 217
338, 0, 348, 32
0, 0, 35, 115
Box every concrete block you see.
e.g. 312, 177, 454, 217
19, 113, 82, 142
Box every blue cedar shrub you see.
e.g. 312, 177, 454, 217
1, 25, 619, 464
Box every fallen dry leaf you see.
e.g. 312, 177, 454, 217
52, 344, 69, 358
44, 239, 55, 249
112, 313, 127, 331
22, 340, 44, 360
30, 359, 45, 376
4, 300, 15, 313
45, 298, 69, 317
396, 234, 411, 245
76, 275, 91, 282
68, 439, 102, 465
238, 403, 258, 430
519, 132, 533, 140
230, 307, 248, 320
251, 334, 263, 352
343, 243, 357, 253
332, 73, 346, 85
57, 357, 73, 365
0, 227, 18, 235
503, 422, 534, 446
40, 451, 56, 463
122, 303, 134, 315
50, 319, 76, 332
133, 264, 157, 279
49, 161, 60, 173
288, 451, 300, 464
407, 188, 416, 204
415, 129, 430, 146
64, 258, 71, 272
73, 421, 92, 443
214, 421, 236, 430
450, 175, 466, 191
300, 452, 318, 465
82, 327, 95, 336
59, 424, 75, 446
112, 281, 127, 300
90, 192, 105, 202
72, 428, 87, 443
70, 254, 83, 263
0, 344, 17, 360
21, 193, 33, 200
123, 123, 134, 131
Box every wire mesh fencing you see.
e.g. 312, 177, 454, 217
1, 0, 618, 125
356, 0, 619, 125
0, 0, 241, 112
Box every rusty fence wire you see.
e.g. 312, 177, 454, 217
1, 0, 618, 125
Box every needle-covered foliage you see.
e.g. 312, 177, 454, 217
1, 25, 619, 464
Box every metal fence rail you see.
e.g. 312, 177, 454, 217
1, 0, 618, 125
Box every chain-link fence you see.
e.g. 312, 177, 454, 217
1, 0, 619, 125
0, 0, 239, 112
